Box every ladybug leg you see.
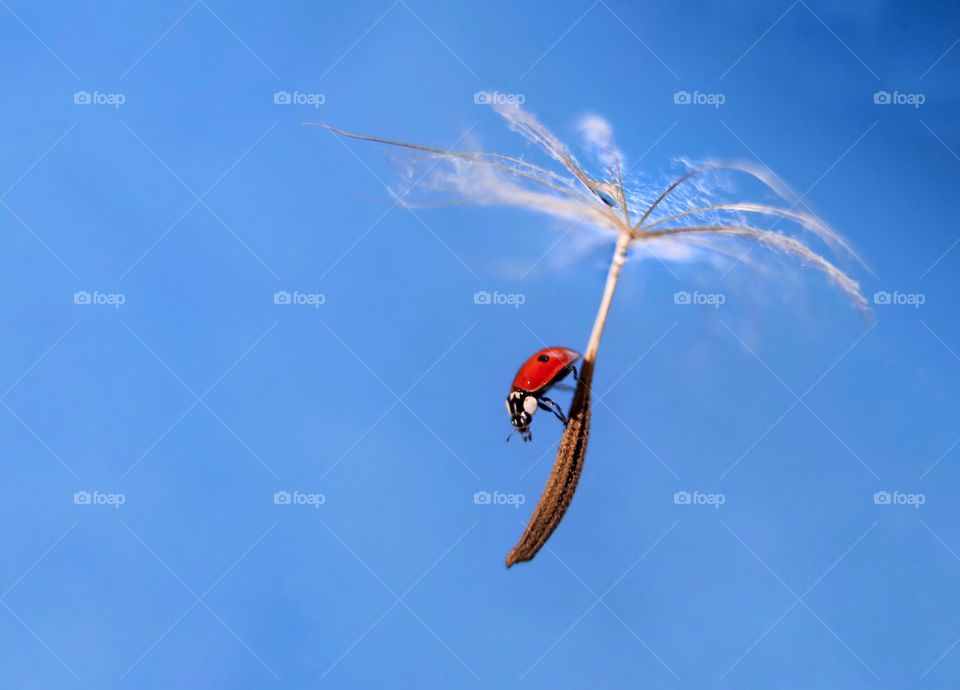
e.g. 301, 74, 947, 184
550, 365, 580, 391
538, 396, 568, 426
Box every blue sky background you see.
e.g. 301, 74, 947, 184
1, 0, 959, 687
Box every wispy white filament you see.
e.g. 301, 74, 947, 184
310, 104, 868, 310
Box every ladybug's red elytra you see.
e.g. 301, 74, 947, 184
506, 347, 581, 442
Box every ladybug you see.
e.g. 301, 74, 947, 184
506, 347, 581, 442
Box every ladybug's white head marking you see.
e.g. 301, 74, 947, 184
523, 395, 538, 416
506, 390, 536, 442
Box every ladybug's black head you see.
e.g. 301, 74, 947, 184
506, 390, 538, 442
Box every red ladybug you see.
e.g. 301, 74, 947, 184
506, 347, 581, 442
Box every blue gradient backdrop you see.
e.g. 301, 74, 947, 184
1, 1, 959, 688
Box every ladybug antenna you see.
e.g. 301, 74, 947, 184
506, 431, 514, 443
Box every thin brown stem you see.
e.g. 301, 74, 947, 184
506, 229, 632, 567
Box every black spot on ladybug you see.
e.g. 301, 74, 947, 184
537, 354, 550, 362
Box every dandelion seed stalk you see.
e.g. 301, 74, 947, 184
505, 228, 631, 567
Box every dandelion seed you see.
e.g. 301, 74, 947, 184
310, 103, 868, 567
